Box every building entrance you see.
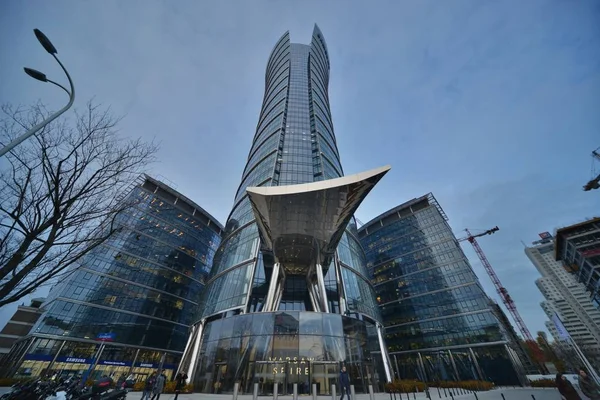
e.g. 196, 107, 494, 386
312, 362, 339, 395
255, 361, 287, 395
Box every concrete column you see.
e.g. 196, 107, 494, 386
350, 384, 356, 400
127, 348, 140, 376
293, 383, 298, 400
233, 382, 239, 400
447, 350, 459, 381
47, 340, 67, 372
186, 320, 205, 380
468, 348, 484, 381
8, 336, 37, 377
273, 382, 278, 400
393, 354, 401, 380
176, 324, 196, 376
331, 384, 337, 400
417, 352, 428, 383
264, 263, 281, 312
157, 352, 166, 373
313, 383, 318, 400
333, 254, 347, 315
376, 323, 393, 382
308, 281, 321, 312
316, 263, 330, 313
253, 383, 259, 400
369, 384, 374, 400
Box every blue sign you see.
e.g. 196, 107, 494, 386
96, 332, 116, 342
57, 356, 90, 364
100, 360, 131, 367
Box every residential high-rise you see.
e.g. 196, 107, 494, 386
526, 237, 600, 369
2, 175, 222, 380
357, 193, 525, 386
555, 217, 600, 308
178, 26, 392, 395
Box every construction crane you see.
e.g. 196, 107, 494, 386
458, 227, 547, 370
583, 148, 600, 191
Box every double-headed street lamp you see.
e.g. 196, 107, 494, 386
0, 29, 75, 158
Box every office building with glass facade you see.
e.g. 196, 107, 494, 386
177, 25, 393, 395
555, 217, 600, 309
2, 175, 222, 381
357, 193, 525, 386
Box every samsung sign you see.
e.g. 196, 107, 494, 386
64, 357, 88, 363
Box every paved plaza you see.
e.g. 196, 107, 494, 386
120, 387, 562, 400
0, 386, 568, 400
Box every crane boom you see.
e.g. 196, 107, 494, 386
465, 229, 534, 342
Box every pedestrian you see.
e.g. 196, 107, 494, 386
174, 372, 188, 400
140, 372, 156, 400
578, 367, 600, 400
150, 370, 166, 400
556, 373, 581, 400
339, 366, 351, 400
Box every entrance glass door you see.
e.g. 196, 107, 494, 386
254, 361, 287, 395
312, 362, 339, 395
213, 363, 227, 393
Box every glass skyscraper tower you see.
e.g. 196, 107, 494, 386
179, 25, 392, 394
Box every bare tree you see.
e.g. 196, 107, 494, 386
0, 100, 158, 307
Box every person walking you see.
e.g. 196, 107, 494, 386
578, 367, 600, 400
174, 372, 188, 400
556, 373, 581, 400
339, 366, 351, 400
140, 372, 156, 400
150, 371, 166, 400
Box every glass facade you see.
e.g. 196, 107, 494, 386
181, 25, 391, 393
4, 175, 223, 381
192, 312, 381, 395
358, 193, 523, 386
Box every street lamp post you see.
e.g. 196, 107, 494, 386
0, 29, 75, 158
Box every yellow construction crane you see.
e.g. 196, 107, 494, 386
583, 148, 600, 191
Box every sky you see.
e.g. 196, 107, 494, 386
0, 0, 599, 339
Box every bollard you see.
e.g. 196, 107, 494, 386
293, 383, 298, 400
233, 382, 239, 400
369, 385, 375, 400
350, 385, 356, 400
253, 383, 259, 400
274, 382, 278, 400
332, 384, 336, 400
313, 383, 317, 400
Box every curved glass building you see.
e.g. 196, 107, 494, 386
178, 25, 393, 395
358, 193, 525, 386
3, 175, 222, 381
